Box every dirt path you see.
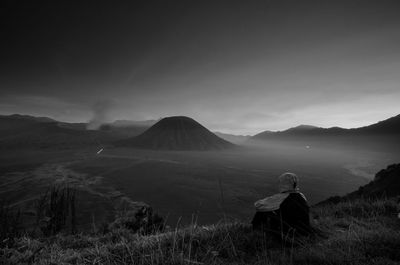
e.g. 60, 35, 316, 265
0, 162, 146, 213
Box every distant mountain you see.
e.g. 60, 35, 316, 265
253, 114, 400, 139
318, 163, 400, 205
0, 114, 119, 149
285, 124, 319, 131
4, 114, 56, 123
0, 114, 53, 137
117, 116, 235, 150
3, 113, 399, 151
110, 119, 158, 127
214, 132, 250, 144
93, 119, 159, 138
356, 163, 400, 198
98, 121, 153, 139
250, 114, 400, 152
354, 114, 400, 134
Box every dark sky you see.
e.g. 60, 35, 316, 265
1, 0, 400, 134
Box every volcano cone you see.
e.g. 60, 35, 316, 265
117, 116, 234, 150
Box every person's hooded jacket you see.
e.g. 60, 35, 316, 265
252, 173, 310, 235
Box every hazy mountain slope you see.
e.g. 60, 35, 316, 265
354, 114, 400, 134
253, 114, 400, 139
117, 116, 235, 150
319, 163, 400, 205
351, 163, 400, 198
250, 114, 400, 152
251, 125, 349, 141
98, 123, 151, 138
1, 114, 56, 123
56, 119, 153, 138
0, 114, 54, 137
214, 132, 250, 144
110, 119, 158, 127
0, 115, 117, 149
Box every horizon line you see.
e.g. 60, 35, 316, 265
1, 112, 398, 136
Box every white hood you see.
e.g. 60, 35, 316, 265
278, 172, 299, 193
254, 172, 305, 212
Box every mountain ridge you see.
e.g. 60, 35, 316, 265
117, 116, 235, 150
318, 163, 400, 205
253, 114, 400, 139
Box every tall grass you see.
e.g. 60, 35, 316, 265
1, 196, 399, 264
313, 197, 398, 219
0, 201, 22, 247
35, 185, 76, 236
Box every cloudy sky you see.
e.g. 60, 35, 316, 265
1, 0, 400, 134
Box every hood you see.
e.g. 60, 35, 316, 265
278, 172, 299, 193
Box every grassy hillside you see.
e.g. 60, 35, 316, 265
1, 197, 399, 264
1, 163, 399, 264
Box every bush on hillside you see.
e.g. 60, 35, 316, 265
0, 201, 22, 247
35, 185, 76, 236
109, 206, 164, 235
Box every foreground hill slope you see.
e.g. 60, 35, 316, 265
117, 116, 235, 150
2, 164, 399, 265
2, 196, 399, 265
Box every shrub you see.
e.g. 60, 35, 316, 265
35, 185, 76, 236
0, 201, 22, 247
109, 206, 164, 235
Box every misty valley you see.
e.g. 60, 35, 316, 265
0, 114, 398, 230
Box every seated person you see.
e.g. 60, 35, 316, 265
252, 172, 310, 237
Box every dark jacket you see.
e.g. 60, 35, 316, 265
252, 192, 310, 236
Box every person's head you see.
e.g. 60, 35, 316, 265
278, 172, 299, 193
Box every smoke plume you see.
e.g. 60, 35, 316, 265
87, 100, 114, 130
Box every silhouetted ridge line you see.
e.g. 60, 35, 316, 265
317, 163, 400, 205
116, 116, 235, 150
252, 113, 400, 139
